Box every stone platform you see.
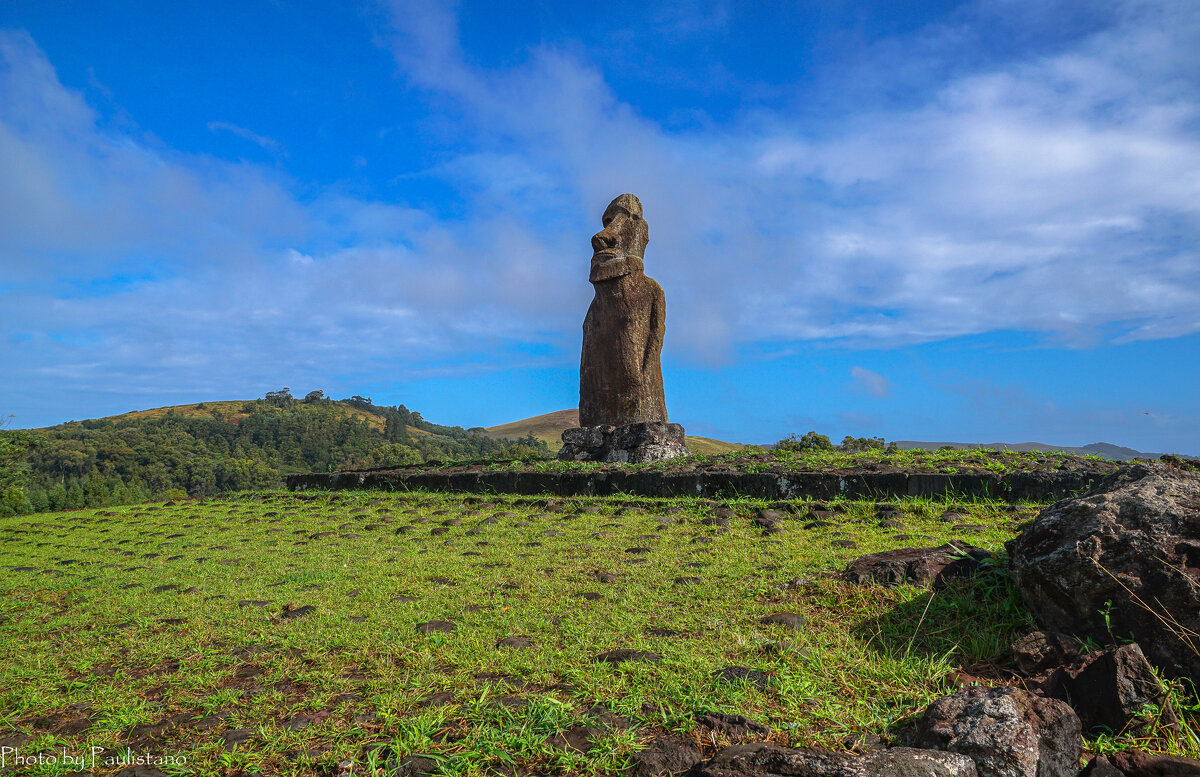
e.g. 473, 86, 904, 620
557, 421, 688, 463
286, 466, 1113, 502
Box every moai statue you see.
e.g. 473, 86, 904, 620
559, 194, 688, 463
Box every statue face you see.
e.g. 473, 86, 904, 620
590, 194, 649, 282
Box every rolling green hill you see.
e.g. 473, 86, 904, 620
0, 391, 548, 515
483, 408, 749, 455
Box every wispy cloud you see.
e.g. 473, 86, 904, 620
206, 120, 286, 156
850, 366, 891, 398
377, 0, 1200, 355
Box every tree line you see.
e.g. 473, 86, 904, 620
0, 391, 548, 515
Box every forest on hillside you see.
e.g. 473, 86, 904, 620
0, 390, 548, 515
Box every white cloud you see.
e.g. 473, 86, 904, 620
3, 1, 1200, 425
850, 367, 892, 399
378, 0, 1200, 354
206, 120, 286, 155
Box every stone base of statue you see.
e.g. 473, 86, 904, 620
557, 421, 689, 463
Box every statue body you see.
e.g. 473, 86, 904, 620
579, 194, 668, 427
561, 193, 686, 463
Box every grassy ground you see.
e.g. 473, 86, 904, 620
0, 490, 1181, 776
499, 446, 1118, 475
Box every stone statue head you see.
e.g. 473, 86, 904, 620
590, 193, 649, 282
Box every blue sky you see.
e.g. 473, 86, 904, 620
1, 0, 1198, 452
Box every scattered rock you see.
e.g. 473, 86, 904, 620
1011, 631, 1079, 676
845, 543, 991, 588
595, 649, 661, 664
914, 686, 1081, 777
1079, 756, 1125, 777
280, 605, 316, 620
696, 711, 771, 739
416, 620, 456, 633
1039, 642, 1178, 737
1108, 751, 1200, 776
830, 540, 858, 549
545, 725, 605, 753
1008, 462, 1200, 685
713, 666, 771, 689
496, 636, 534, 648
694, 742, 977, 777
629, 735, 703, 777
760, 612, 806, 629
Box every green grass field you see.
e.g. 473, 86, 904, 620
0, 489, 1183, 775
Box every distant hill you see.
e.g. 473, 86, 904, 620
483, 409, 748, 455
3, 392, 551, 515
894, 440, 1163, 461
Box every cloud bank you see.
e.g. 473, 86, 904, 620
2, 0, 1198, 428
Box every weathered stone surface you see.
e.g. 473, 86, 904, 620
1007, 462, 1200, 685
1078, 757, 1124, 777
844, 543, 992, 588
694, 742, 977, 777
1011, 631, 1079, 676
1108, 751, 1200, 776
558, 421, 688, 463
629, 735, 703, 776
695, 711, 771, 739
1038, 643, 1177, 737
914, 686, 1081, 777
579, 193, 668, 428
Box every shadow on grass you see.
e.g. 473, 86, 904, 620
853, 564, 1035, 667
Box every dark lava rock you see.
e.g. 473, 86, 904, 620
1079, 756, 1126, 777
496, 636, 534, 648
696, 711, 770, 739
1039, 642, 1177, 737
1108, 751, 1200, 776
221, 727, 254, 751
416, 620, 456, 633
626, 546, 653, 554
757, 509, 788, 523
703, 516, 730, 527
1007, 462, 1200, 686
545, 725, 605, 753
914, 686, 1081, 777
830, 539, 858, 549
629, 735, 703, 777
416, 691, 454, 707
713, 666, 770, 689
760, 612, 806, 629
389, 754, 439, 777
674, 576, 702, 585
238, 600, 269, 608
1012, 631, 1079, 676
844, 542, 991, 588
595, 649, 661, 664
880, 519, 907, 530
693, 742, 977, 777
390, 595, 417, 603
280, 605, 316, 620
645, 627, 680, 637
596, 572, 618, 584
579, 592, 603, 601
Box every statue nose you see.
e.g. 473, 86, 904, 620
592, 230, 617, 252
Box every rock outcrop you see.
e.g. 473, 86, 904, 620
844, 543, 992, 588
913, 686, 1082, 777
1007, 461, 1200, 685
693, 742, 978, 777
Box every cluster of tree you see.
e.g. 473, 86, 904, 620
775, 431, 899, 453
0, 391, 549, 516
